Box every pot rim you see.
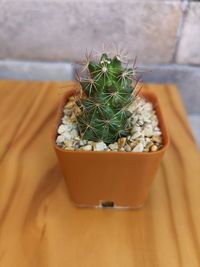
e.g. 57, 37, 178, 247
52, 88, 170, 156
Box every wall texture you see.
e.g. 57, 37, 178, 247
0, 0, 199, 65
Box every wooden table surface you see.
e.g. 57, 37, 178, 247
0, 80, 199, 267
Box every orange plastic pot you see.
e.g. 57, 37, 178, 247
53, 86, 169, 209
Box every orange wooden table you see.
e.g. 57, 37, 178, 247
0, 80, 199, 267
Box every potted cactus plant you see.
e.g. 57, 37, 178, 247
53, 50, 169, 209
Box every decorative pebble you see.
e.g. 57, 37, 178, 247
137, 137, 147, 147
65, 101, 75, 109
62, 115, 69, 123
143, 127, 153, 137
62, 132, 73, 141
145, 141, 154, 150
131, 125, 141, 133
56, 135, 65, 144
57, 124, 67, 134
64, 109, 73, 116
154, 126, 160, 131
81, 145, 92, 151
132, 143, 144, 152
131, 131, 142, 140
71, 129, 78, 138
124, 144, 132, 152
152, 135, 162, 143
74, 106, 81, 116
129, 141, 138, 149
144, 102, 153, 111
88, 141, 93, 145
152, 131, 162, 136
137, 120, 144, 126
79, 140, 87, 146
64, 147, 74, 151
93, 141, 107, 151
109, 142, 119, 151
150, 145, 158, 152
73, 142, 81, 150
118, 137, 126, 148
70, 113, 77, 123
64, 140, 73, 147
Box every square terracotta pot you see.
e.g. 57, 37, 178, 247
53, 86, 169, 209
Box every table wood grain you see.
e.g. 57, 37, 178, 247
0, 80, 199, 267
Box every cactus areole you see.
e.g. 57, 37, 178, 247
76, 53, 137, 144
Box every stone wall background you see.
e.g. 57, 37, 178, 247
0, 0, 200, 115
0, 0, 199, 65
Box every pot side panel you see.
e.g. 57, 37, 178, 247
53, 86, 169, 209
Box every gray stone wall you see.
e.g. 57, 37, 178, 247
176, 2, 200, 65
0, 0, 199, 65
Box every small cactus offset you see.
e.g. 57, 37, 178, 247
75, 52, 139, 144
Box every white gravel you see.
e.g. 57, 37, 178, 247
56, 96, 163, 152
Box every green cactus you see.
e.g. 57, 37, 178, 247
76, 52, 137, 144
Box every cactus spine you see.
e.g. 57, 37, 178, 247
76, 52, 137, 144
